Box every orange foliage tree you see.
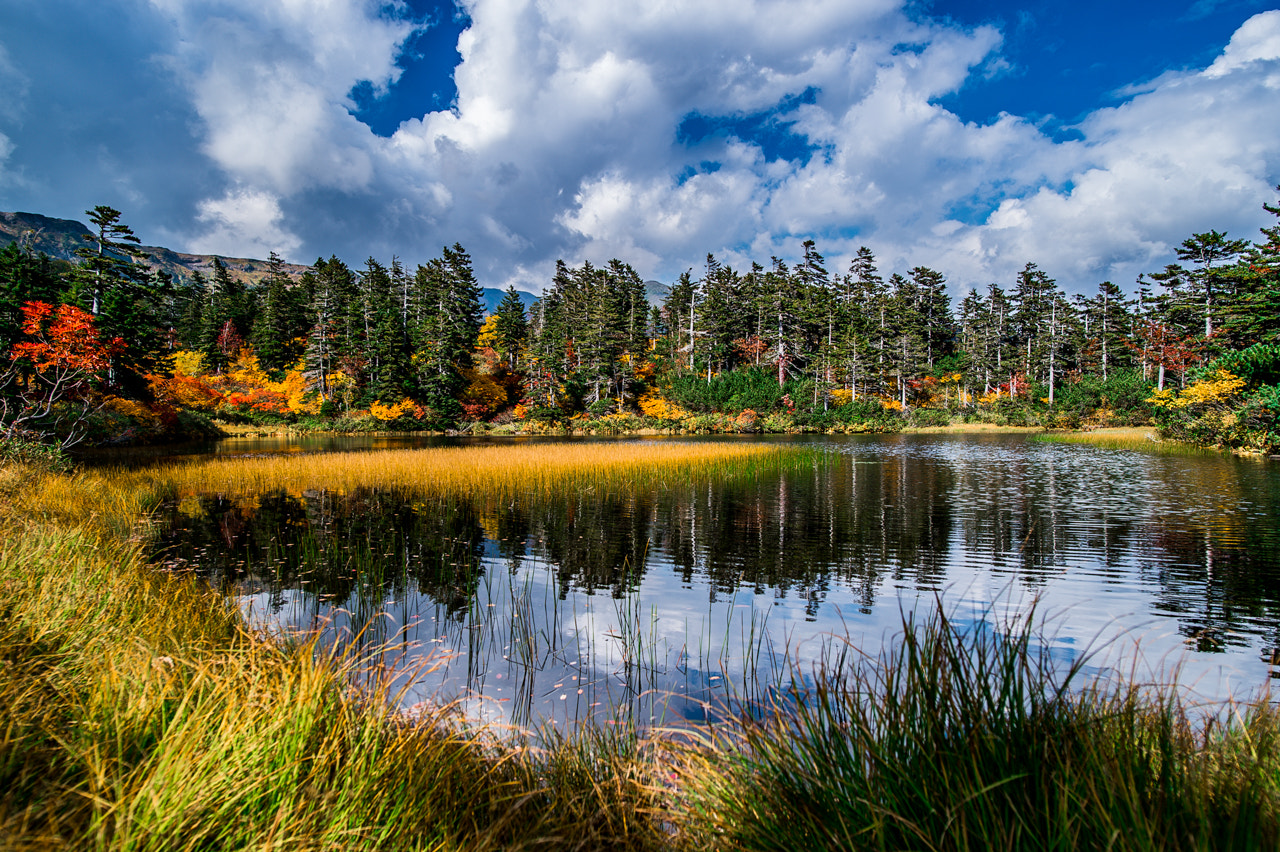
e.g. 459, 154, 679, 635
1, 301, 124, 448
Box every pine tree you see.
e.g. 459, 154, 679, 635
1176, 230, 1250, 340
700, 254, 750, 377
1080, 281, 1133, 380
71, 205, 147, 317
251, 252, 308, 373
1009, 262, 1059, 391
200, 258, 252, 373
411, 244, 482, 414
0, 243, 63, 353
359, 257, 413, 403
492, 286, 529, 370
910, 266, 953, 371
68, 206, 168, 392
663, 269, 701, 374
303, 256, 357, 402
1222, 187, 1280, 345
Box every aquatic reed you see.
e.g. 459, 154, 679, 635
122, 440, 806, 502
1033, 426, 1213, 453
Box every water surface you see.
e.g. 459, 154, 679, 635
149, 433, 1280, 729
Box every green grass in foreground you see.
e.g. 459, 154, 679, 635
673, 611, 1280, 850
3, 453, 1280, 850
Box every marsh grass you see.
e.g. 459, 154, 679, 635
0, 466, 670, 850
124, 441, 807, 503
669, 607, 1280, 851
1033, 426, 1223, 455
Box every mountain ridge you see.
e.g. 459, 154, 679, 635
0, 210, 545, 314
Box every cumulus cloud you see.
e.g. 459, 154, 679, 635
188, 187, 302, 259
926, 9, 1280, 290
2, 0, 1278, 295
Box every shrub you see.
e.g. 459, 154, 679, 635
908, 407, 952, 427
665, 367, 785, 413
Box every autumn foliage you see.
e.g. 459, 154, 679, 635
1, 301, 123, 447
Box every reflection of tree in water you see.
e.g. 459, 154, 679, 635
151, 487, 487, 621
953, 449, 1151, 589
525, 455, 957, 617
1144, 521, 1280, 653
150, 443, 1280, 665
1124, 458, 1280, 652
527, 489, 652, 598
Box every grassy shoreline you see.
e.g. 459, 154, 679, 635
5, 444, 1280, 849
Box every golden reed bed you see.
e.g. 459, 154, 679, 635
127, 441, 797, 501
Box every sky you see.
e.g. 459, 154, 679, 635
1, 0, 1278, 298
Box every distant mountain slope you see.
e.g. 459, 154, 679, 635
644, 279, 668, 306
481, 287, 537, 315
0, 210, 539, 314
0, 210, 310, 286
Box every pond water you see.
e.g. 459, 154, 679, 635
147, 433, 1280, 731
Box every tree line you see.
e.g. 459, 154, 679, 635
1, 190, 1278, 450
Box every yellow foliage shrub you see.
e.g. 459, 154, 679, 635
638, 388, 690, 420
829, 388, 853, 406
227, 347, 270, 388
460, 368, 508, 413
104, 396, 159, 428
170, 350, 206, 377
476, 314, 501, 351
1148, 370, 1246, 409
370, 399, 421, 422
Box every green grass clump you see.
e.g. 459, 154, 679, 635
670, 608, 1280, 850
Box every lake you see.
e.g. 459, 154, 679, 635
146, 432, 1280, 731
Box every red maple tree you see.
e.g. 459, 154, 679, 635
2, 301, 124, 448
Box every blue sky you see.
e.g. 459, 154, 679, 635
1, 0, 1278, 296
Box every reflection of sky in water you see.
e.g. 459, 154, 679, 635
164, 433, 1280, 732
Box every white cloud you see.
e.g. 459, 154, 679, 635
4, 0, 1278, 297
1205, 9, 1280, 76
922, 11, 1280, 291
150, 0, 414, 194
189, 187, 302, 259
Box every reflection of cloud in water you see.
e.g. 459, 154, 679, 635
165, 434, 1280, 731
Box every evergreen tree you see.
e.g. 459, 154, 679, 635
839, 247, 884, 399
1176, 230, 1250, 340
411, 244, 482, 413
663, 269, 701, 374
1222, 187, 1280, 345
492, 286, 529, 370
1080, 281, 1133, 380
699, 254, 750, 377
70, 205, 147, 317
64, 206, 173, 392
1009, 262, 1059, 391
251, 252, 308, 373
359, 257, 413, 402
957, 287, 989, 401
910, 266, 953, 370
303, 256, 358, 401
0, 243, 63, 352
200, 258, 253, 373
884, 273, 925, 407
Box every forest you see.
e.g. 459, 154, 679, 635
2, 190, 1278, 458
